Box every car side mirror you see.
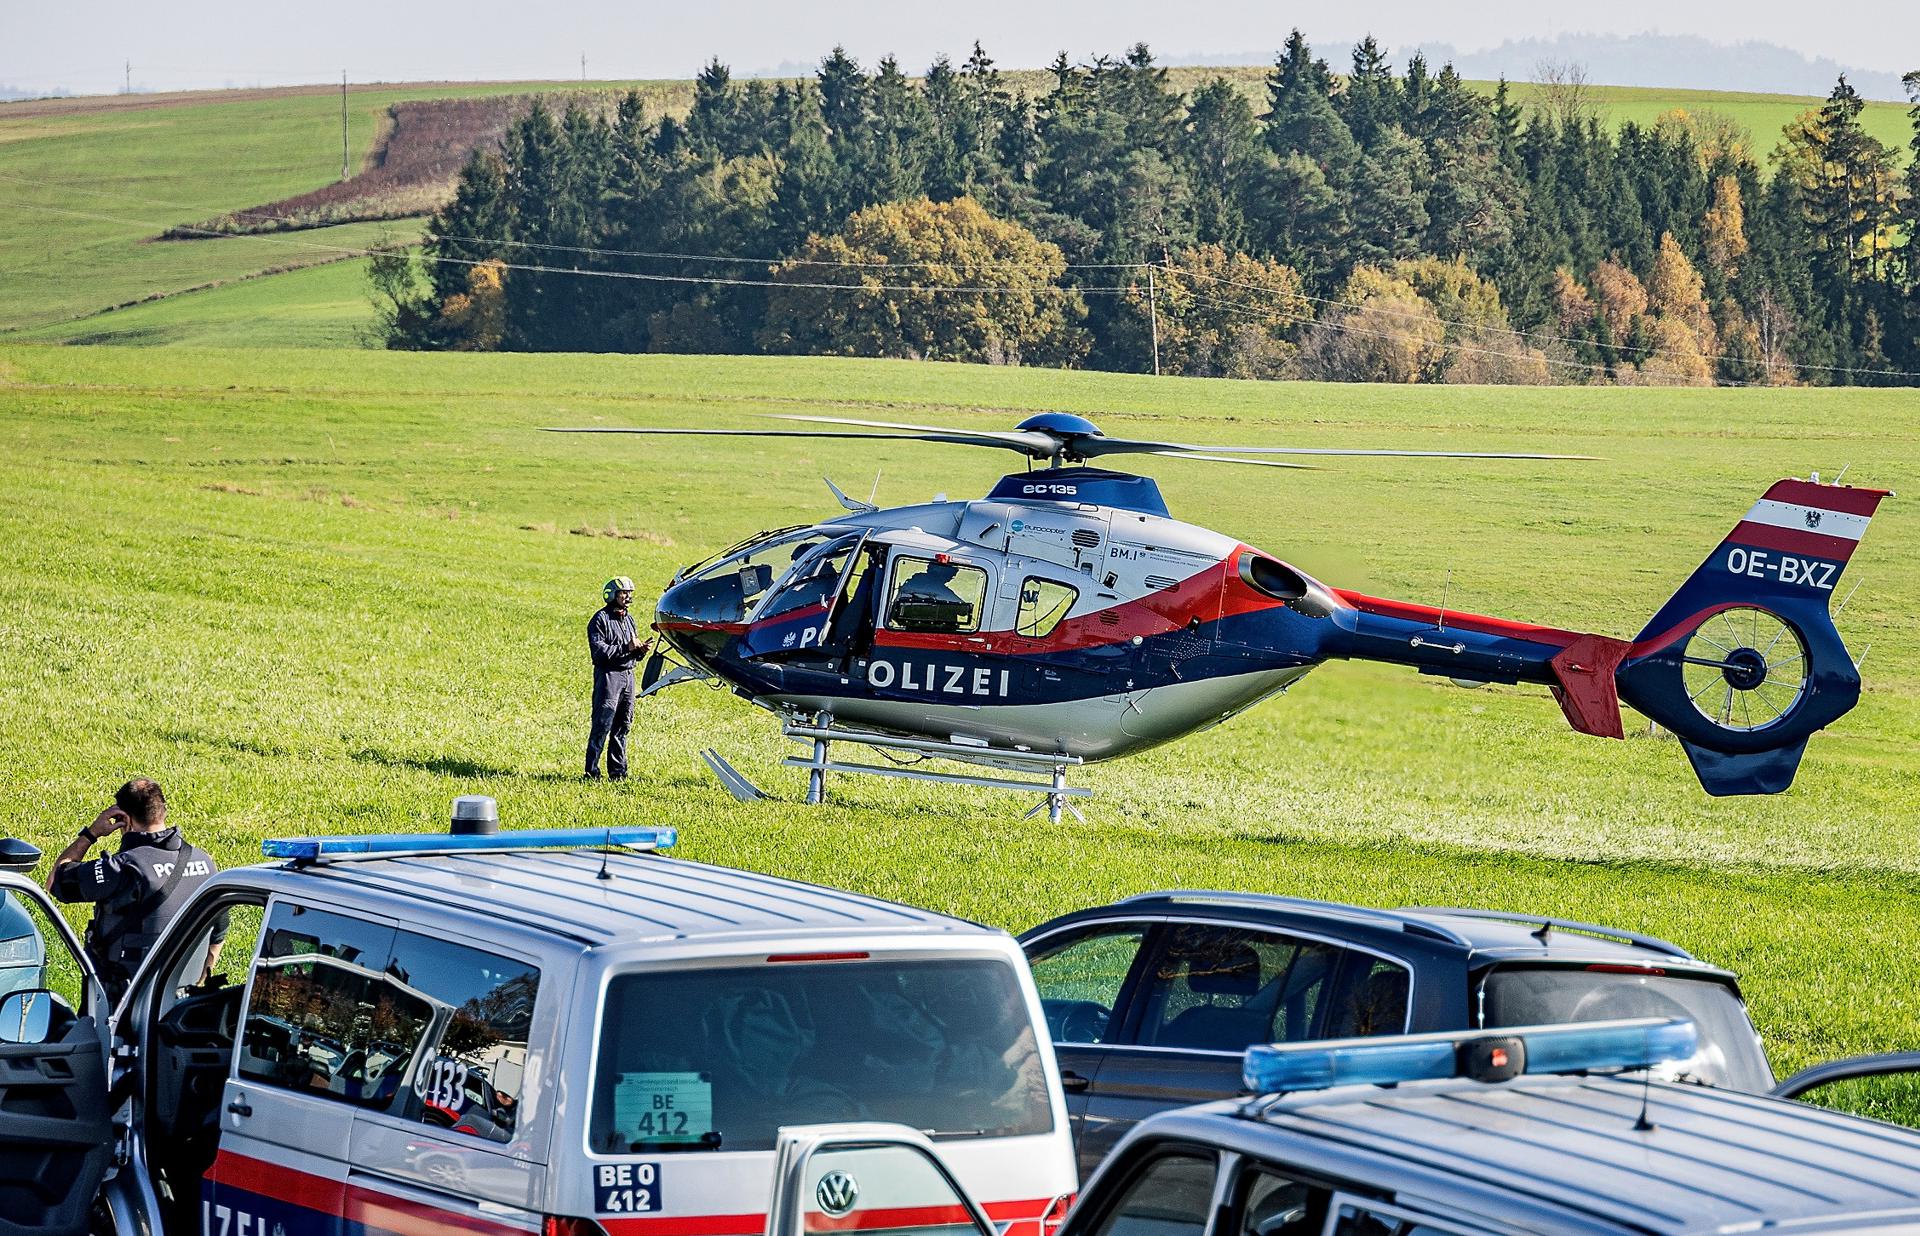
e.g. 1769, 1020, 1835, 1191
0, 839, 42, 873
0, 988, 55, 1044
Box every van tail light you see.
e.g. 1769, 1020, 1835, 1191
1041, 1193, 1075, 1236
546, 1217, 612, 1236
1585, 964, 1666, 976
766, 951, 870, 963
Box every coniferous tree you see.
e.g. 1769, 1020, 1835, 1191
1340, 37, 1401, 148
1349, 127, 1430, 266
1422, 65, 1524, 263
1179, 78, 1261, 249
1903, 71, 1920, 290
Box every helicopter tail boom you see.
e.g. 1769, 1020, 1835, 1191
1331, 477, 1888, 795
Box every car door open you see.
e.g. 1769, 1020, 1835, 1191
1774, 1052, 1920, 1129
0, 856, 113, 1236
766, 1123, 999, 1236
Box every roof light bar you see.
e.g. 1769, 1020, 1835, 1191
262, 826, 677, 864
1242, 1017, 1697, 1096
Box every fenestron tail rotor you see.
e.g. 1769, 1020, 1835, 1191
545, 411, 1598, 469
1679, 605, 1810, 733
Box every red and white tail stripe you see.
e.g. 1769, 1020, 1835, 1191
1727, 478, 1888, 563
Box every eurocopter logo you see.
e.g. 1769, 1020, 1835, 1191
1011, 519, 1025, 532
816, 1170, 860, 1216
1805, 509, 1823, 529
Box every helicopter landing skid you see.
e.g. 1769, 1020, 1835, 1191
774, 715, 1090, 824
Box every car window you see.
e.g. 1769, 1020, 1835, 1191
1325, 1197, 1491, 1236
1137, 924, 1343, 1052
1027, 925, 1148, 1045
1088, 1151, 1217, 1236
588, 957, 1051, 1154
1324, 957, 1411, 1038
0, 886, 90, 1018
1236, 1165, 1329, 1236
886, 556, 989, 634
383, 929, 539, 1143
1481, 966, 1770, 1091
237, 903, 539, 1143
798, 1142, 995, 1236
1017, 577, 1079, 638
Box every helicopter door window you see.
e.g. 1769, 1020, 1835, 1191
755, 535, 862, 624
1016, 577, 1079, 638
886, 556, 989, 634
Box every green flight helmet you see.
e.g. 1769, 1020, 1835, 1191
604, 576, 635, 604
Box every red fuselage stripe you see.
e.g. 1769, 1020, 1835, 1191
1332, 590, 1584, 649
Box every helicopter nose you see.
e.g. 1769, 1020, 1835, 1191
655, 578, 736, 662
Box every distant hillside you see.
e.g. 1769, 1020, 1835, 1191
1166, 33, 1910, 102
1397, 34, 1907, 103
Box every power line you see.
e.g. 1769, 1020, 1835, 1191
0, 198, 1136, 296
0, 170, 1139, 272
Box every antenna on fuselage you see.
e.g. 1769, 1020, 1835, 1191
1438, 567, 1452, 632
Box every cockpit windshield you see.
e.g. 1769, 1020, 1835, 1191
663, 527, 852, 627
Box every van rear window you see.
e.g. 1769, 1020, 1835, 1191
1482, 966, 1772, 1091
588, 957, 1053, 1153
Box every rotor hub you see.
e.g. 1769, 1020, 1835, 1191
1720, 646, 1769, 691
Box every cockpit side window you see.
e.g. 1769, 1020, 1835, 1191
886, 556, 989, 634
753, 534, 862, 623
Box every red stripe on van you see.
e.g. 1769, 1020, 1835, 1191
207, 1150, 534, 1236
600, 1199, 1053, 1236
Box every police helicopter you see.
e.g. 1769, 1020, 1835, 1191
553, 413, 1887, 819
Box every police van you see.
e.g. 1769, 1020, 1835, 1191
0, 805, 1076, 1236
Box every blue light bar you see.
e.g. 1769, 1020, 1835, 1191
1524, 1018, 1698, 1075
1243, 1037, 1459, 1095
262, 826, 677, 862
1243, 1017, 1696, 1096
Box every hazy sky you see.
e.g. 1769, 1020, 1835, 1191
7, 0, 1916, 95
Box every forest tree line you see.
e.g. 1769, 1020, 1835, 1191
371, 37, 1920, 385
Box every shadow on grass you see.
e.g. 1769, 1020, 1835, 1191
160, 728, 291, 760
349, 746, 523, 779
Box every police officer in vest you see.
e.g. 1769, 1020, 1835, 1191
47, 778, 226, 1002
587, 576, 652, 780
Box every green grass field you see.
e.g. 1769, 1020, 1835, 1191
2, 73, 1908, 350
2, 344, 1915, 1099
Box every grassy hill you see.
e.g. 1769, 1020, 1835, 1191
2, 344, 1915, 1103
1, 73, 1909, 349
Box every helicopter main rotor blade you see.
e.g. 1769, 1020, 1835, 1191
1085, 439, 1600, 461
1150, 451, 1319, 470
543, 426, 1044, 455
770, 415, 1598, 462
767, 414, 1060, 457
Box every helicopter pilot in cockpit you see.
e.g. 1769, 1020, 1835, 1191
889, 559, 973, 634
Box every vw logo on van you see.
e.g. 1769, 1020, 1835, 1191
816, 1170, 860, 1216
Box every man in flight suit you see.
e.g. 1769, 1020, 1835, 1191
587, 576, 652, 780
47, 778, 226, 1002
892, 559, 974, 632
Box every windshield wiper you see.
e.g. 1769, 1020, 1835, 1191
627, 1132, 723, 1152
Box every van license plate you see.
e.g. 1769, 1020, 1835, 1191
595, 1162, 663, 1213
